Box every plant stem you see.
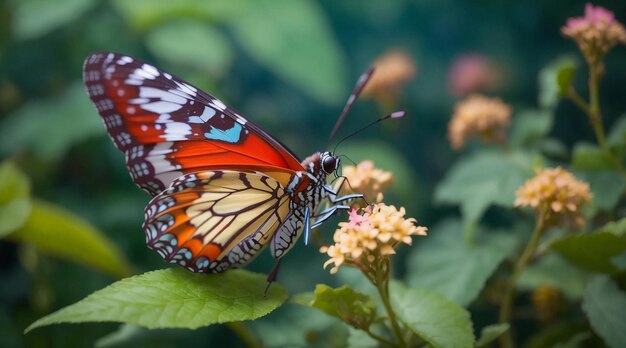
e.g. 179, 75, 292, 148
499, 211, 546, 348
374, 259, 407, 348
565, 88, 590, 115
566, 63, 624, 172
588, 63, 608, 149
366, 329, 399, 348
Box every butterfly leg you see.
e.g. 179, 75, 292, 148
303, 206, 311, 246
310, 204, 351, 229
264, 258, 282, 296
323, 182, 364, 205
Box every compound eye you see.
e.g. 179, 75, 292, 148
322, 156, 337, 174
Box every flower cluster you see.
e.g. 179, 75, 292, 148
320, 204, 427, 274
361, 50, 416, 106
448, 94, 511, 149
514, 167, 592, 227
447, 53, 501, 97
562, 3, 626, 64
338, 160, 393, 206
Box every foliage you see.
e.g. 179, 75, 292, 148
2, 0, 626, 347
26, 269, 287, 332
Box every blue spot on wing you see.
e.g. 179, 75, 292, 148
204, 123, 242, 143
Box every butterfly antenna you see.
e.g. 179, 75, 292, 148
332, 111, 405, 154
327, 67, 376, 146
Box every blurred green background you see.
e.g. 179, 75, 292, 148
1, 0, 626, 347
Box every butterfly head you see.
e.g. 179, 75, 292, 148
320, 151, 340, 175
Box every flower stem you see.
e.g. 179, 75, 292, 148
499, 211, 546, 348
374, 259, 408, 348
588, 63, 608, 149
565, 88, 590, 115
366, 329, 399, 348
566, 63, 624, 172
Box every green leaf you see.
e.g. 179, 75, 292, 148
7, 200, 132, 278
572, 143, 615, 170
112, 0, 245, 29
406, 219, 520, 307
0, 83, 105, 160
307, 285, 377, 330
607, 114, 626, 148
249, 303, 342, 347
434, 149, 535, 223
524, 321, 590, 348
509, 109, 554, 149
390, 282, 475, 348
117, 0, 349, 103
518, 253, 588, 300
347, 327, 378, 348
582, 275, 626, 348
475, 323, 509, 347
10, 0, 97, 40
551, 220, 626, 273
553, 332, 592, 348
26, 268, 287, 332
226, 0, 347, 104
0, 161, 31, 237
146, 20, 233, 77
564, 142, 623, 213
538, 56, 577, 109
575, 170, 626, 213
557, 65, 576, 96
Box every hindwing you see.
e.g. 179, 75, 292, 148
143, 170, 293, 272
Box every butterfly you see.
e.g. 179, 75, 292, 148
83, 52, 401, 284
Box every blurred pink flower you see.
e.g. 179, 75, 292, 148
447, 54, 501, 97
562, 3, 626, 64
362, 50, 417, 107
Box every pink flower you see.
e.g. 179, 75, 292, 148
347, 209, 372, 229
584, 3, 614, 24
562, 3, 626, 64
447, 54, 501, 97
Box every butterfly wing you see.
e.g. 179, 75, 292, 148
144, 170, 294, 272
83, 52, 305, 195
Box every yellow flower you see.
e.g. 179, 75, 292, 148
561, 4, 626, 65
361, 50, 416, 106
514, 167, 592, 227
448, 94, 511, 150
337, 160, 393, 207
532, 285, 565, 323
320, 204, 427, 274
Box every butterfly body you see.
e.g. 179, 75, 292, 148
83, 52, 359, 274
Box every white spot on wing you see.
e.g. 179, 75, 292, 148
157, 114, 171, 123
210, 99, 227, 111
130, 98, 150, 104
139, 87, 186, 104
160, 122, 191, 141
234, 114, 247, 125
133, 68, 156, 80
188, 107, 216, 124
141, 101, 182, 114
142, 64, 160, 77
174, 81, 197, 96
